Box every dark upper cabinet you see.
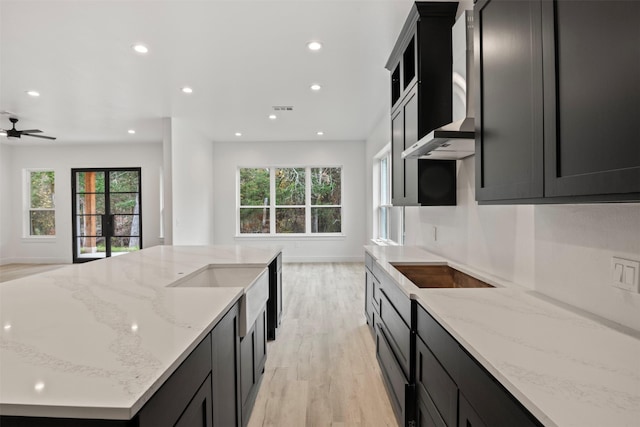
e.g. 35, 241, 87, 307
475, 0, 640, 203
474, 0, 544, 201
542, 0, 640, 199
387, 2, 458, 206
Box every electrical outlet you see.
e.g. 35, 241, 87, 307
611, 256, 640, 292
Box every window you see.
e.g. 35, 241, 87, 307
375, 148, 403, 245
239, 166, 342, 235
26, 170, 55, 236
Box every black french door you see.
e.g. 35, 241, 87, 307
71, 168, 142, 263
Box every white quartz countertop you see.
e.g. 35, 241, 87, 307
0, 245, 281, 420
366, 245, 640, 427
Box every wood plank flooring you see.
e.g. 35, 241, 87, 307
0, 263, 66, 283
248, 263, 397, 427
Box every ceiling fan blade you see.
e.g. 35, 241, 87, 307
18, 129, 42, 133
23, 133, 56, 140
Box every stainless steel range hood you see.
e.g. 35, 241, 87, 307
402, 11, 475, 160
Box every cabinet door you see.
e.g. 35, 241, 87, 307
475, 0, 544, 201
211, 304, 240, 427
240, 329, 255, 408
542, 0, 640, 198
392, 107, 406, 205
365, 270, 374, 328
174, 375, 213, 427
254, 309, 267, 377
458, 393, 487, 427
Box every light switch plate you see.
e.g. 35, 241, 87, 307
611, 256, 640, 292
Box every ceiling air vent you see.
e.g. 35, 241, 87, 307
272, 106, 294, 111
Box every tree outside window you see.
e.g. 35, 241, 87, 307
28, 170, 55, 236
238, 166, 342, 235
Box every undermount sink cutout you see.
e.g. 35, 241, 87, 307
391, 264, 494, 289
170, 265, 269, 336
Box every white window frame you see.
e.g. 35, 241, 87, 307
237, 166, 344, 237
23, 168, 56, 239
373, 146, 402, 245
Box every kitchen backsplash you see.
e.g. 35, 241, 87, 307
404, 157, 640, 331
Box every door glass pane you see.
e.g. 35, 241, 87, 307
109, 171, 139, 192
276, 168, 305, 205
77, 236, 106, 258
113, 215, 140, 236
276, 208, 305, 233
311, 167, 341, 205
75, 171, 105, 194
110, 237, 140, 255
311, 207, 341, 233
76, 194, 105, 215
240, 168, 270, 206
110, 193, 139, 214
76, 215, 103, 236
240, 208, 270, 233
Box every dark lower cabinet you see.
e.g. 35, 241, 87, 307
240, 307, 267, 427
416, 303, 542, 427
138, 335, 213, 427
458, 393, 486, 427
267, 253, 283, 340
174, 375, 213, 427
211, 303, 241, 427
475, 0, 640, 203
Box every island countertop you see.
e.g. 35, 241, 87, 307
0, 245, 281, 420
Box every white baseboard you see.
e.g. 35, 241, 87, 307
282, 256, 364, 263
2, 257, 70, 265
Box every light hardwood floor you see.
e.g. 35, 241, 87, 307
0, 262, 397, 426
248, 263, 397, 427
0, 263, 66, 283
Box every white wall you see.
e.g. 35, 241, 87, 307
170, 119, 215, 245
0, 142, 163, 264
211, 140, 366, 262
396, 156, 640, 331
0, 144, 13, 261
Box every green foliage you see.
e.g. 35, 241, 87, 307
240, 168, 270, 206
276, 168, 305, 205
311, 167, 341, 205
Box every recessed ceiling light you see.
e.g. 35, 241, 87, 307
269, 114, 277, 120
181, 87, 193, 94
235, 132, 242, 137
307, 41, 323, 51
132, 44, 149, 54
26, 90, 40, 97
317, 131, 324, 136
128, 129, 136, 134
310, 84, 322, 91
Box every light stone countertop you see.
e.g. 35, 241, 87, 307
365, 245, 640, 427
0, 245, 281, 420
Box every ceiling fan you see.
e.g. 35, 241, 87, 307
1, 117, 56, 140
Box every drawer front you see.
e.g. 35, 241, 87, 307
376, 323, 408, 425
379, 292, 411, 377
138, 334, 213, 427
365, 252, 374, 271
378, 268, 411, 326
457, 347, 541, 427
416, 304, 460, 380
416, 386, 447, 427
371, 274, 381, 314
416, 336, 457, 427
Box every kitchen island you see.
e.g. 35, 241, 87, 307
0, 245, 281, 426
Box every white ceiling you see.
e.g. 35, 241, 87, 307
0, 0, 417, 145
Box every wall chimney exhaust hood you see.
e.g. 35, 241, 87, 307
402, 11, 475, 160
